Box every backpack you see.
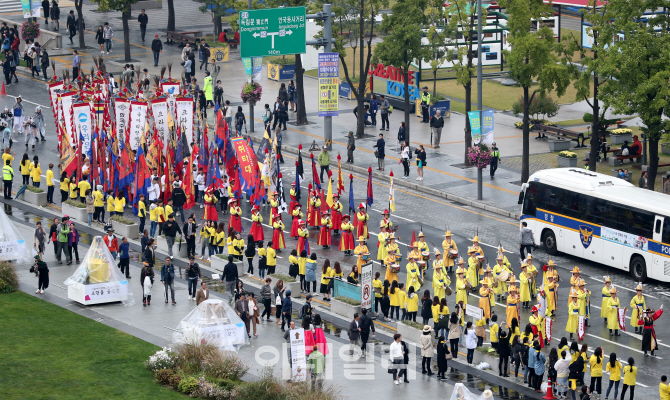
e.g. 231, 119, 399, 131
621, 148, 629, 156
263, 110, 272, 123
235, 114, 245, 126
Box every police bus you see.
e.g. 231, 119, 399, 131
518, 168, 670, 282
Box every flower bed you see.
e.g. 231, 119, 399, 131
241, 82, 262, 104
610, 128, 633, 135
334, 296, 361, 306
557, 151, 577, 158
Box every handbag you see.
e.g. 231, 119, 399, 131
445, 352, 453, 360
388, 367, 397, 374
374, 150, 380, 158
275, 294, 282, 305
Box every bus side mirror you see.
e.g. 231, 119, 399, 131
518, 191, 524, 205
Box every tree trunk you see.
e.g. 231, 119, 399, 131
167, 0, 176, 32
352, 48, 356, 79
214, 15, 222, 37
433, 69, 437, 97
76, 0, 85, 49
122, 10, 131, 62
522, 86, 530, 183
647, 133, 659, 190
294, 54, 307, 125
464, 81, 472, 165
589, 73, 599, 172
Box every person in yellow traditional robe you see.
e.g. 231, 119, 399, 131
455, 266, 468, 305
519, 263, 532, 307
546, 275, 558, 317
506, 280, 520, 328
601, 277, 612, 319
479, 277, 494, 320
354, 237, 369, 270
433, 262, 450, 301
406, 256, 422, 293
607, 287, 625, 336
441, 231, 458, 273
630, 284, 646, 334
525, 254, 538, 297
377, 222, 389, 265
576, 279, 591, 326
470, 235, 483, 256
566, 293, 580, 340
433, 250, 447, 277
384, 235, 400, 283
543, 260, 559, 290
416, 232, 429, 253
492, 254, 511, 302
569, 266, 581, 306
467, 247, 483, 291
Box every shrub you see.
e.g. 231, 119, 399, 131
0, 261, 18, 289
334, 296, 361, 306
192, 376, 225, 399
270, 273, 296, 283
268, 57, 295, 66
26, 185, 44, 193
169, 373, 182, 390
145, 347, 177, 372
514, 121, 534, 130
558, 151, 577, 159
174, 341, 220, 374
234, 370, 284, 400
0, 277, 15, 294
583, 113, 594, 123
202, 350, 249, 381
467, 145, 492, 169
178, 375, 198, 394
110, 215, 135, 225
476, 346, 500, 357
64, 199, 86, 208
401, 320, 424, 330
209, 377, 238, 390
154, 368, 175, 385
512, 94, 559, 121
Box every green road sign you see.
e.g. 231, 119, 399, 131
239, 7, 307, 58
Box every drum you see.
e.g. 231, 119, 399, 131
421, 251, 431, 262
417, 261, 426, 269
389, 263, 400, 273
448, 249, 459, 259
444, 286, 453, 296
360, 253, 371, 261
498, 270, 510, 282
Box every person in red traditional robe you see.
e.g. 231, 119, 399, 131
331, 193, 342, 235
289, 182, 299, 214
249, 205, 264, 243
203, 187, 219, 222
339, 214, 355, 255
272, 213, 285, 251
308, 191, 321, 228
228, 198, 242, 234
318, 209, 332, 249
297, 219, 309, 255
529, 305, 545, 349
290, 204, 303, 238
355, 203, 369, 239
639, 306, 664, 356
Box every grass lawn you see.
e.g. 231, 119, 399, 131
0, 291, 184, 400
555, 118, 588, 126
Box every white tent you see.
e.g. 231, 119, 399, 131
173, 299, 250, 351
0, 205, 34, 264
64, 236, 135, 306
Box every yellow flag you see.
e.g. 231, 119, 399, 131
167, 109, 174, 131
326, 175, 334, 208
389, 175, 396, 212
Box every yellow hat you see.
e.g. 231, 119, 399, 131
508, 284, 518, 293
418, 232, 425, 238
570, 292, 579, 298
444, 231, 452, 237
570, 266, 581, 274
456, 267, 465, 275
497, 245, 506, 253
480, 277, 493, 286
605, 276, 611, 283
635, 284, 642, 291
520, 263, 527, 269
379, 220, 387, 228
388, 234, 396, 240
484, 266, 492, 273
457, 256, 465, 265
610, 287, 618, 294
578, 279, 587, 286
547, 260, 555, 267
471, 235, 480, 242
357, 236, 366, 242
434, 249, 441, 256
496, 254, 504, 261
508, 275, 517, 284
525, 254, 533, 261
467, 246, 475, 254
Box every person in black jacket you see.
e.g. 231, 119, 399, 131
186, 256, 201, 300
429, 110, 444, 148
143, 238, 155, 269
162, 213, 183, 257
374, 133, 385, 171
40, 48, 49, 80
498, 330, 511, 377
42, 1, 50, 25
359, 308, 375, 353
183, 214, 197, 258
244, 233, 256, 275
421, 290, 433, 325
171, 181, 186, 222
66, 10, 76, 44
221, 255, 239, 297
137, 9, 148, 41
48, 217, 59, 254
50, 2, 60, 31
199, 39, 210, 71
151, 34, 162, 66
95, 26, 105, 53
436, 335, 450, 381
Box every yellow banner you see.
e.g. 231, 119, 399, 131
210, 47, 230, 63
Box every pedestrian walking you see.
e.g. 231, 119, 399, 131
141, 261, 154, 306
490, 142, 500, 178
359, 308, 375, 353
318, 145, 330, 182
308, 344, 325, 390
33, 221, 46, 256
390, 333, 405, 384
66, 10, 76, 44
414, 145, 426, 181
420, 325, 435, 375
151, 34, 162, 66
183, 214, 197, 257
12, 96, 24, 136
348, 312, 362, 355
32, 255, 49, 294
379, 94, 390, 131
161, 256, 177, 305
95, 25, 105, 53
67, 221, 80, 263
533, 342, 546, 392
235, 106, 246, 135
519, 221, 535, 259
430, 110, 444, 148
55, 218, 71, 264
162, 213, 183, 257
346, 131, 355, 164
103, 228, 118, 260
448, 312, 461, 358
33, 106, 45, 142
71, 49, 79, 80
118, 237, 130, 278
280, 289, 293, 332
137, 9, 148, 42
370, 94, 378, 127
103, 22, 113, 53
274, 279, 285, 324
199, 39, 210, 71
186, 256, 201, 300
42, 0, 50, 25
260, 277, 273, 321
465, 321, 477, 365
50, 1, 60, 30
47, 217, 58, 254
373, 133, 386, 171
203, 71, 213, 107
195, 281, 209, 305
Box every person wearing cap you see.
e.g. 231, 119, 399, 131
525, 255, 538, 298
492, 254, 510, 302
478, 277, 494, 320
269, 191, 279, 218
519, 263, 532, 308
330, 193, 343, 235
140, 261, 154, 306
639, 305, 664, 356
228, 198, 242, 233
384, 237, 400, 284
543, 258, 558, 290
630, 284, 646, 334
376, 222, 389, 265
297, 219, 310, 256
600, 277, 613, 321
339, 214, 355, 255
354, 236, 369, 270
420, 86, 431, 123
249, 205, 264, 244
437, 231, 456, 273
566, 292, 580, 340
271, 214, 285, 252
161, 256, 177, 305
576, 279, 591, 326
102, 228, 118, 260
355, 203, 369, 239
318, 210, 332, 249
606, 287, 625, 337
406, 253, 422, 293
318, 145, 330, 182
151, 33, 162, 66
290, 203, 303, 238
307, 190, 322, 228
490, 142, 500, 178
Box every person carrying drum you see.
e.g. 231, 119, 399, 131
406, 253, 422, 293
377, 221, 389, 266
441, 230, 458, 273
354, 236, 370, 270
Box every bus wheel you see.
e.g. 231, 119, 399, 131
629, 255, 647, 282
542, 229, 557, 256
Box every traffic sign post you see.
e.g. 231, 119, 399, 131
239, 7, 307, 58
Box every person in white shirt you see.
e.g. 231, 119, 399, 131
389, 333, 405, 384
224, 100, 234, 127
219, 174, 229, 213
195, 168, 205, 208
148, 177, 160, 203
464, 321, 477, 366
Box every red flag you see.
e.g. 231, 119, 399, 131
337, 154, 344, 195
366, 166, 374, 206
310, 153, 321, 191
410, 230, 416, 246
163, 149, 173, 203
184, 144, 198, 210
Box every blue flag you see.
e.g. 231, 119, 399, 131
348, 177, 354, 214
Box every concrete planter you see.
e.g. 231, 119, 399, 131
62, 202, 88, 222
111, 220, 139, 240
548, 139, 571, 152
330, 298, 361, 320
610, 133, 632, 145
396, 321, 423, 344
285, 281, 301, 295
557, 155, 577, 168
471, 349, 500, 374
23, 189, 47, 207
155, 236, 187, 257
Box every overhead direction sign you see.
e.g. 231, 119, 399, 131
239, 6, 307, 58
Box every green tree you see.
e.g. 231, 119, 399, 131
499, 0, 570, 182
556, 0, 617, 172
195, 0, 244, 36
599, 0, 670, 190
374, 0, 429, 145
92, 0, 140, 62
445, 0, 486, 165
423, 26, 448, 97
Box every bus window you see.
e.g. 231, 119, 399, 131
538, 183, 561, 214
663, 217, 670, 244
523, 182, 538, 216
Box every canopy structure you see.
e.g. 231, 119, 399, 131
0, 206, 34, 264
173, 299, 251, 351
64, 236, 134, 306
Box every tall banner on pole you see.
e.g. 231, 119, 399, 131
176, 97, 194, 143
151, 98, 169, 149
289, 328, 307, 382
481, 109, 494, 145
72, 103, 93, 154
115, 98, 131, 142
129, 100, 148, 150
467, 111, 482, 144
317, 53, 339, 117
60, 92, 76, 144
